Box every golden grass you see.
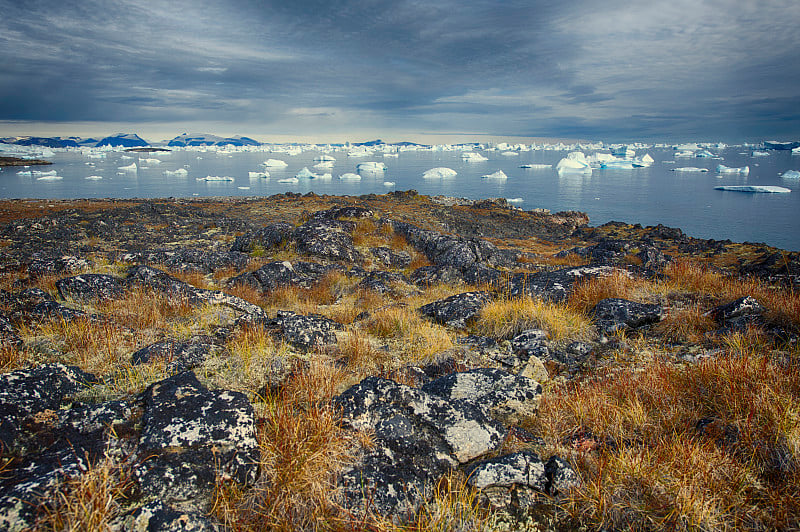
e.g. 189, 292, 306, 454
473, 296, 594, 341
364, 305, 454, 363
653, 304, 717, 344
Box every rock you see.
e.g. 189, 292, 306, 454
293, 219, 359, 263
113, 501, 220, 531
708, 296, 765, 324
465, 450, 547, 491
0, 312, 22, 348
335, 376, 506, 517
371, 247, 412, 268
137, 372, 259, 507
590, 298, 663, 334
228, 260, 336, 293
312, 206, 374, 220
421, 368, 542, 427
230, 222, 294, 253
545, 456, 580, 496
269, 311, 341, 349
0, 363, 96, 454
506, 265, 629, 302
131, 336, 220, 374
418, 291, 494, 329
409, 265, 464, 287
27, 254, 90, 278
358, 270, 409, 294
56, 273, 126, 301
121, 248, 249, 273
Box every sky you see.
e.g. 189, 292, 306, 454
1, 0, 799, 144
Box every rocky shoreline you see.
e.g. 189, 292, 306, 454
0, 192, 797, 530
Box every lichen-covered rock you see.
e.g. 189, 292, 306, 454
0, 363, 96, 453
465, 451, 547, 491
112, 501, 220, 531
335, 376, 506, 518
418, 291, 494, 329
590, 298, 663, 334
708, 296, 765, 324
545, 455, 581, 496
121, 248, 249, 273
27, 254, 90, 278
228, 260, 336, 293
312, 206, 374, 220
507, 265, 628, 302
358, 270, 409, 294
0, 312, 21, 348
409, 265, 464, 287
230, 222, 294, 253
56, 273, 126, 301
370, 247, 412, 268
137, 372, 259, 506
270, 310, 341, 348
421, 368, 542, 427
131, 336, 221, 374
293, 219, 359, 263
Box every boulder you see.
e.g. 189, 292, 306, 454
0, 312, 21, 348
506, 266, 628, 302
270, 311, 340, 349
312, 206, 374, 220
112, 501, 220, 531
131, 336, 220, 374
708, 296, 765, 324
370, 247, 412, 268
293, 219, 359, 263
409, 265, 464, 287
56, 273, 126, 301
27, 254, 90, 278
590, 298, 663, 334
358, 270, 408, 294
228, 261, 337, 292
418, 291, 494, 329
230, 222, 294, 253
121, 248, 249, 273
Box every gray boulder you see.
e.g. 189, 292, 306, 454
121, 248, 249, 274
230, 222, 294, 253
131, 336, 221, 374
418, 291, 494, 329
590, 298, 663, 334
506, 265, 628, 302
56, 273, 126, 301
112, 501, 220, 531
708, 295, 765, 324
371, 247, 412, 268
228, 260, 337, 293
293, 219, 359, 263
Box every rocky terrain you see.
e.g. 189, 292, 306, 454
0, 192, 797, 531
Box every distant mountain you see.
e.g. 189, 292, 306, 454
96, 133, 149, 147
0, 136, 80, 148
167, 133, 261, 147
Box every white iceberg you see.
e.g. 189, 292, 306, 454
356, 161, 387, 172
481, 170, 508, 179
141, 158, 161, 165
277, 177, 299, 183
383, 153, 399, 158
461, 152, 488, 162
672, 167, 709, 172
84, 175, 103, 180
519, 163, 552, 169
197, 175, 234, 181
422, 167, 457, 179
715, 185, 790, 193
792, 146, 800, 155
262, 159, 288, 168
32, 170, 57, 177
507, 197, 524, 203
15, 170, 31, 176
238, 186, 250, 190
313, 154, 336, 162
501, 151, 519, 157
36, 175, 63, 181
164, 168, 189, 177
752, 151, 770, 157
248, 171, 269, 179
633, 153, 654, 167
339, 173, 361, 180
781, 170, 800, 179
556, 152, 592, 175
716, 165, 749, 174
118, 162, 137, 171
347, 149, 372, 157
295, 167, 316, 179
600, 160, 636, 170
383, 181, 395, 186
313, 161, 335, 169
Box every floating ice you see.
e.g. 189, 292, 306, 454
383, 181, 395, 186
248, 171, 269, 179
715, 185, 790, 193
501, 151, 519, 157
481, 170, 508, 179
507, 197, 524, 203
277, 177, 299, 183
32, 170, 57, 177
600, 160, 636, 170
339, 173, 361, 180
356, 161, 387, 172
634, 153, 654, 167
422, 167, 457, 179
141, 158, 161, 165
793, 147, 800, 155
347, 149, 372, 157
313, 154, 336, 162
85, 175, 103, 180
781, 170, 800, 179
556, 152, 592, 175
118, 162, 137, 171
36, 175, 63, 181
164, 168, 189, 177
120, 155, 133, 160
716, 165, 749, 174
461, 152, 488, 162
197, 175, 234, 181
262, 159, 288, 167
238, 186, 250, 190
383, 152, 399, 158
16, 170, 32, 176
519, 163, 552, 169
295, 167, 316, 179
672, 167, 708, 172
695, 150, 714, 158
314, 161, 335, 169
752, 151, 770, 157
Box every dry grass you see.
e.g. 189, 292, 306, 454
531, 347, 800, 530
653, 304, 717, 344
364, 305, 454, 363
568, 270, 659, 313
474, 296, 594, 341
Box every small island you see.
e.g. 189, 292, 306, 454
0, 156, 52, 167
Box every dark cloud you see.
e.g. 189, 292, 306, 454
1, 0, 798, 141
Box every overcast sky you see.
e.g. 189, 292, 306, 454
1, 0, 798, 143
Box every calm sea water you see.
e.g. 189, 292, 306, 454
2, 146, 799, 251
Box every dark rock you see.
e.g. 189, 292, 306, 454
27, 254, 90, 278
409, 265, 464, 287
56, 399, 139, 447
465, 451, 547, 491
131, 337, 220, 374
358, 270, 408, 294
270, 311, 340, 348
0, 312, 21, 348
137, 372, 259, 506
230, 222, 294, 253
121, 248, 249, 273
590, 298, 663, 334
371, 247, 412, 268
461, 263, 504, 286
0, 363, 96, 454
509, 329, 550, 366
113, 501, 220, 531
507, 265, 627, 302
56, 273, 126, 301
418, 291, 494, 329
293, 219, 359, 262
545, 456, 580, 496
312, 206, 374, 220
228, 260, 337, 293
708, 296, 765, 324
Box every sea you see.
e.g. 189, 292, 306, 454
2, 145, 799, 251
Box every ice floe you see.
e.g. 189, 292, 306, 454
715, 185, 790, 193
383, 181, 395, 186
507, 197, 524, 203
164, 168, 189, 177
716, 165, 749, 174
793, 147, 800, 155
314, 161, 335, 169
672, 167, 709, 172
600, 160, 636, 170
422, 167, 457, 179
277, 177, 299, 183
262, 159, 288, 168
752, 151, 770, 157
248, 171, 269, 179
197, 176, 234, 181
781, 170, 800, 179
140, 158, 161, 165
339, 173, 361, 180
32, 170, 57, 177
16, 170, 32, 176
36, 175, 63, 181
481, 170, 508, 179
118, 162, 137, 171
85, 175, 103, 180
501, 151, 519, 157
461, 152, 488, 162
313, 154, 336, 162
519, 163, 552, 169
356, 161, 387, 172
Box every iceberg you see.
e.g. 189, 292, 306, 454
32, 170, 57, 177
313, 154, 336, 162
118, 162, 137, 171
501, 151, 519, 157
295, 167, 316, 179
238, 186, 250, 190
752, 151, 770, 157
383, 181, 395, 186
262, 159, 288, 168
16, 170, 32, 176
248, 171, 269, 179
556, 152, 592, 175
140, 158, 161, 165
481, 170, 508, 179
600, 160, 636, 170
781, 170, 800, 179
314, 161, 335, 169
716, 165, 749, 174
164, 168, 189, 177
519, 163, 552, 169
356, 161, 387, 172
715, 185, 790, 193
672, 167, 708, 172
85, 175, 103, 180
507, 197, 524, 203
695, 150, 714, 158
36, 175, 63, 181
633, 153, 654, 167
197, 175, 234, 181
277, 177, 299, 183
339, 173, 361, 180
461, 152, 488, 162
422, 167, 457, 179
792, 146, 800, 155
383, 153, 399, 158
